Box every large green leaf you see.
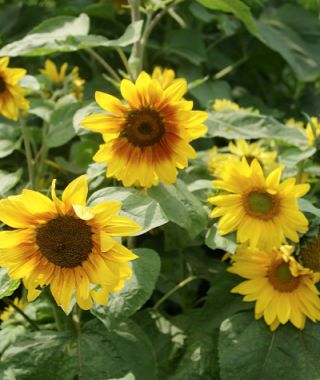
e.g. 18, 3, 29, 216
0, 169, 22, 196
0, 122, 20, 158
257, 4, 320, 82
88, 187, 168, 235
148, 179, 208, 239
206, 110, 308, 147
0, 319, 157, 380
0, 268, 20, 299
91, 248, 160, 327
197, 0, 259, 36
47, 102, 85, 148
219, 312, 320, 380
0, 13, 143, 57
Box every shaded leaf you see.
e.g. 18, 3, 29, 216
0, 268, 20, 299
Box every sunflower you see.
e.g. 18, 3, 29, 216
0, 57, 29, 121
306, 117, 320, 145
208, 139, 280, 177
0, 298, 25, 321
151, 67, 176, 89
208, 159, 309, 249
229, 245, 320, 330
212, 99, 240, 112
0, 175, 140, 312
285, 118, 304, 130
40, 59, 68, 84
81, 71, 208, 188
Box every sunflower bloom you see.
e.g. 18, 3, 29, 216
40, 59, 68, 83
229, 245, 320, 330
0, 57, 28, 121
0, 175, 140, 312
208, 159, 309, 249
151, 67, 176, 89
0, 298, 25, 321
81, 71, 208, 188
212, 99, 240, 112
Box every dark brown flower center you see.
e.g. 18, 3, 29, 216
121, 108, 165, 147
36, 216, 93, 268
268, 260, 299, 292
243, 189, 279, 220
0, 76, 6, 93
300, 237, 320, 272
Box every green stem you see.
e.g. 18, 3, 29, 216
86, 48, 121, 82
34, 121, 49, 188
3, 297, 39, 331
19, 115, 35, 189
153, 275, 204, 310
73, 305, 82, 380
116, 47, 134, 80
129, 0, 142, 79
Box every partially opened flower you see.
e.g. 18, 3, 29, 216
0, 176, 140, 312
81, 71, 207, 188
40, 59, 68, 84
208, 159, 309, 249
0, 56, 29, 121
229, 245, 320, 330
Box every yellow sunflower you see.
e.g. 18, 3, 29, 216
306, 117, 320, 145
212, 99, 240, 112
208, 159, 309, 249
0, 57, 29, 121
0, 297, 25, 321
285, 118, 304, 130
40, 59, 68, 84
81, 71, 208, 188
229, 245, 320, 330
208, 139, 280, 177
0, 175, 140, 312
151, 67, 176, 89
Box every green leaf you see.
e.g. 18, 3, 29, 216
257, 4, 320, 82
0, 268, 20, 299
29, 98, 54, 123
0, 15, 143, 56
0, 14, 90, 57
205, 225, 237, 253
73, 102, 102, 135
0, 122, 20, 158
278, 146, 316, 166
47, 102, 85, 148
0, 169, 22, 196
0, 320, 157, 380
206, 110, 308, 147
19, 75, 40, 91
299, 198, 320, 218
88, 187, 168, 235
148, 179, 208, 239
165, 29, 207, 65
197, 0, 259, 36
91, 248, 160, 327
219, 312, 320, 380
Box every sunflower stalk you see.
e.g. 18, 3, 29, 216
129, 0, 142, 79
73, 305, 83, 379
19, 114, 35, 189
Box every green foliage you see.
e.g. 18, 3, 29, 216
219, 312, 320, 380
0, 269, 20, 300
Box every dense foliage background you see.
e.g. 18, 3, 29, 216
1, 0, 320, 379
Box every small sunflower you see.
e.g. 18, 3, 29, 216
229, 245, 320, 330
208, 159, 309, 249
0, 298, 25, 321
0, 57, 29, 121
0, 175, 140, 312
40, 59, 68, 84
81, 71, 208, 188
151, 67, 176, 89
208, 139, 280, 177
306, 117, 320, 145
212, 99, 240, 112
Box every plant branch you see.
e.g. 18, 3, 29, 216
73, 305, 82, 380
116, 47, 134, 80
19, 115, 35, 189
3, 297, 39, 331
85, 48, 121, 82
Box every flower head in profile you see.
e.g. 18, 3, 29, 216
208, 159, 309, 249
40, 59, 84, 100
0, 176, 140, 312
306, 117, 320, 145
212, 99, 240, 112
0, 57, 29, 121
208, 139, 280, 177
0, 298, 25, 321
151, 67, 176, 89
81, 71, 208, 188
229, 245, 320, 330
